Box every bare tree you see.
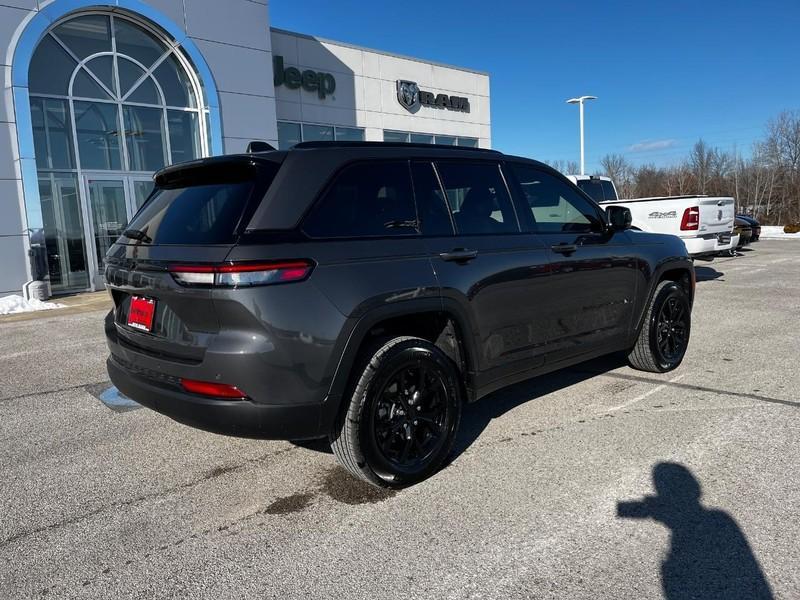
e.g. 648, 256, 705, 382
599, 153, 634, 198
544, 159, 579, 175
541, 109, 800, 224
764, 111, 800, 221
689, 139, 716, 194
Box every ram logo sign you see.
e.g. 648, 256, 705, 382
396, 80, 420, 111
396, 80, 470, 113
648, 210, 677, 219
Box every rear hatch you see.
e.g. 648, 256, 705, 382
698, 197, 735, 234
105, 155, 283, 363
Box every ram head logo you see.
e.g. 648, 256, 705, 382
396, 80, 420, 112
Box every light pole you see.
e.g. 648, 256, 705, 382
566, 95, 597, 175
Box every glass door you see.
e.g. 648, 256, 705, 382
38, 173, 90, 293
84, 175, 129, 285
82, 173, 156, 289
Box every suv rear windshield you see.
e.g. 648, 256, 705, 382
125, 162, 279, 245
576, 179, 617, 202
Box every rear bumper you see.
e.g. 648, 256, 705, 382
682, 232, 735, 257
107, 356, 327, 439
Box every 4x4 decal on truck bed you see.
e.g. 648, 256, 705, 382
649, 211, 678, 219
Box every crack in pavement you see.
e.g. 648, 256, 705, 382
0, 446, 295, 549
571, 369, 800, 409
0, 381, 110, 404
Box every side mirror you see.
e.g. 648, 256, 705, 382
605, 205, 632, 231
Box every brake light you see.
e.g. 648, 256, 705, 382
169, 260, 313, 287
681, 207, 700, 231
180, 378, 247, 399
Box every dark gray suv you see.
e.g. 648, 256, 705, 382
104, 141, 694, 487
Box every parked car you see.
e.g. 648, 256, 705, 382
734, 216, 754, 249
736, 214, 761, 241
104, 142, 695, 488
566, 175, 737, 259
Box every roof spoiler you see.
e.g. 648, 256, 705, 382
246, 141, 277, 153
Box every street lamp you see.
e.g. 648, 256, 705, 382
566, 95, 597, 175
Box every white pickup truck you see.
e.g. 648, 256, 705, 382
567, 175, 738, 258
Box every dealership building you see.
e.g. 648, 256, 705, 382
0, 0, 491, 296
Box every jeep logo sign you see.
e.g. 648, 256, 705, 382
396, 80, 470, 113
273, 56, 336, 99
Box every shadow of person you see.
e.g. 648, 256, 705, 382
618, 463, 773, 599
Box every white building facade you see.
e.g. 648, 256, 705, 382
0, 0, 490, 296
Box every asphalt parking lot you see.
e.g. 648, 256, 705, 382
1, 240, 799, 599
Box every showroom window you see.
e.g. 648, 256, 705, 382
383, 131, 479, 147
29, 14, 207, 172
26, 12, 210, 294
277, 121, 365, 149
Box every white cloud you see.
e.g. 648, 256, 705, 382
628, 139, 677, 152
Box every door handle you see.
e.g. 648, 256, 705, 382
551, 243, 578, 254
439, 248, 479, 262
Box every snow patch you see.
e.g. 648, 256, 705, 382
760, 226, 800, 240
0, 294, 66, 315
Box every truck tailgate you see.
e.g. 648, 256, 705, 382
698, 197, 735, 234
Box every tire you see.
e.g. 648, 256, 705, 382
329, 336, 463, 488
628, 281, 691, 373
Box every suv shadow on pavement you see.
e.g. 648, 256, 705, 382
694, 266, 724, 282
450, 353, 628, 459
294, 353, 628, 461
618, 462, 773, 600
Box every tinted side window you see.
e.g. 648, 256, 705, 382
410, 162, 453, 236
435, 161, 518, 235
303, 161, 417, 238
511, 165, 603, 234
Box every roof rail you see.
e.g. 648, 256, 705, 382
292, 140, 501, 154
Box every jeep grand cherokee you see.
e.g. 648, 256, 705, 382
104, 141, 694, 487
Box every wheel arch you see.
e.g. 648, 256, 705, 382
325, 299, 478, 412
633, 257, 695, 336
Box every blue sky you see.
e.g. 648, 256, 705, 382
270, 0, 800, 173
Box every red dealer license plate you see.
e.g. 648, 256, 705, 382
127, 296, 156, 332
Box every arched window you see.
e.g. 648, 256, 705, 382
29, 12, 208, 173
26, 11, 211, 293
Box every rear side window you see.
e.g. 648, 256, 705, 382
125, 164, 277, 244
435, 162, 518, 235
511, 165, 603, 234
303, 161, 417, 238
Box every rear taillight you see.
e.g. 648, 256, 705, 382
680, 207, 700, 231
180, 378, 247, 400
169, 260, 313, 288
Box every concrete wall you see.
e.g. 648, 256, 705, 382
271, 29, 491, 148
184, 0, 278, 153
0, 3, 34, 294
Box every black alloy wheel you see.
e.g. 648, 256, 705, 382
628, 280, 692, 373
370, 362, 450, 473
655, 295, 689, 363
330, 336, 462, 487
